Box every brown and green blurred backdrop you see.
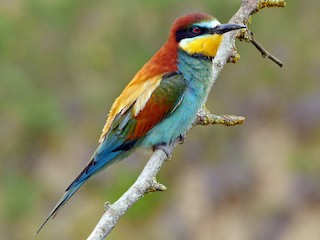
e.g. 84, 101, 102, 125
1, 0, 320, 239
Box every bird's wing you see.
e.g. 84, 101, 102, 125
99, 72, 187, 142
99, 74, 162, 143
111, 72, 187, 142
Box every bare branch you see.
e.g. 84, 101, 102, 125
87, 1, 285, 239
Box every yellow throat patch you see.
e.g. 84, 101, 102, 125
179, 34, 223, 58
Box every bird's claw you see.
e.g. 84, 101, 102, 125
178, 134, 186, 144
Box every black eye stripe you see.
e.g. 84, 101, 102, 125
190, 26, 208, 34
176, 26, 210, 42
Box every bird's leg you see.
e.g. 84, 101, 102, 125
153, 144, 173, 160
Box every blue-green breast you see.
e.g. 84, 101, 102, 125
141, 50, 213, 147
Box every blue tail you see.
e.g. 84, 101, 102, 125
35, 135, 136, 235
35, 179, 85, 235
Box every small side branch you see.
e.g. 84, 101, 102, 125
238, 30, 283, 67
250, 32, 283, 67
195, 106, 245, 127
252, 0, 287, 14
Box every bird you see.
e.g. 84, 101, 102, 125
36, 12, 246, 234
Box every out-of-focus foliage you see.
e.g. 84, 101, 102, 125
1, 0, 320, 239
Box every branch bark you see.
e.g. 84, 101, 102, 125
87, 1, 285, 239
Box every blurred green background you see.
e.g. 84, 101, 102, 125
1, 0, 320, 239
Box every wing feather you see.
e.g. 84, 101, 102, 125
128, 73, 186, 140
99, 75, 162, 143
100, 72, 187, 144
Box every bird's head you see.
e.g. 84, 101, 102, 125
170, 12, 246, 59
131, 13, 246, 82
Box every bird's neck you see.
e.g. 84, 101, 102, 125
177, 50, 213, 97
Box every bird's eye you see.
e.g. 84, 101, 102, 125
192, 26, 201, 34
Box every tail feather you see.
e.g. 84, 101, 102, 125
66, 151, 120, 191
35, 154, 112, 235
35, 134, 138, 235
35, 180, 85, 235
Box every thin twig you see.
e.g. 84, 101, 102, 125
244, 0, 286, 67
237, 29, 283, 67
250, 32, 283, 67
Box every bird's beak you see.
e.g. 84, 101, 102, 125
211, 23, 247, 35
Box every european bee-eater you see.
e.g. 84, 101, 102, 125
36, 12, 246, 234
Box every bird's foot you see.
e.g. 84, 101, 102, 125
153, 144, 173, 160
